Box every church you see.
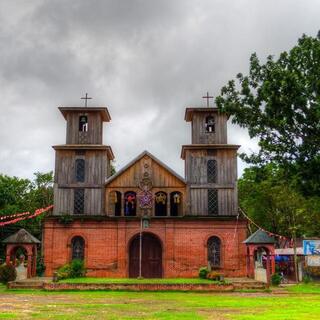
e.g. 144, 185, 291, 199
43, 103, 247, 278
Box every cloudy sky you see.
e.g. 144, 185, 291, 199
0, 0, 319, 180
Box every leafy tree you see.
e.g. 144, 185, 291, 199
216, 33, 320, 196
239, 165, 320, 280
0, 172, 53, 261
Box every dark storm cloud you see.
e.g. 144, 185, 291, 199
0, 0, 319, 178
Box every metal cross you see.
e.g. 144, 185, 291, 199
202, 91, 213, 107
81, 93, 92, 107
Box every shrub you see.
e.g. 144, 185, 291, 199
36, 256, 46, 276
69, 259, 86, 278
303, 274, 312, 283
0, 264, 17, 284
199, 267, 208, 279
57, 259, 86, 280
57, 263, 71, 280
271, 273, 281, 286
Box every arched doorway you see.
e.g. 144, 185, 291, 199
129, 233, 162, 278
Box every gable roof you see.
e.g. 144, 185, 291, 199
243, 229, 275, 244
2, 229, 40, 244
106, 150, 186, 185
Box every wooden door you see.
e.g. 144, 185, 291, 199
129, 233, 162, 278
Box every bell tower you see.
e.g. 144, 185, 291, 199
53, 106, 114, 216
181, 107, 239, 216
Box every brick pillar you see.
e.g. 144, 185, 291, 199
32, 246, 37, 277
117, 219, 127, 277
164, 221, 175, 277
27, 255, 32, 278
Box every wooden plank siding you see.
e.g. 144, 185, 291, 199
191, 112, 228, 144
105, 155, 186, 217
66, 112, 103, 144
185, 148, 238, 216
53, 149, 108, 215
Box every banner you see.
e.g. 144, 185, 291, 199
303, 240, 320, 255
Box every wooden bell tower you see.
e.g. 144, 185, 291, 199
52, 107, 114, 216
181, 107, 240, 216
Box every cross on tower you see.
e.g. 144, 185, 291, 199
202, 91, 213, 107
81, 93, 92, 107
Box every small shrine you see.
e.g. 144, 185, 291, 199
244, 229, 276, 284
2, 229, 40, 279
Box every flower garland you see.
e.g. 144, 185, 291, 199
0, 205, 53, 227
239, 207, 293, 247
0, 211, 32, 221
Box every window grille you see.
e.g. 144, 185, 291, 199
207, 160, 217, 183
74, 189, 84, 214
75, 159, 85, 182
208, 189, 218, 215
207, 236, 221, 268
71, 236, 85, 260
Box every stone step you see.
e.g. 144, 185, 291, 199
233, 282, 266, 290
8, 282, 44, 289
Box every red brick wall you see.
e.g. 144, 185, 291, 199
43, 218, 247, 278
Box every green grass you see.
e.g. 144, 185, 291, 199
59, 277, 219, 284
0, 283, 320, 319
286, 283, 320, 294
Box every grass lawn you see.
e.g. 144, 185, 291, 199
0, 283, 320, 319
60, 277, 219, 284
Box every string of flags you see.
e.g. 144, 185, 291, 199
239, 207, 293, 246
0, 205, 53, 227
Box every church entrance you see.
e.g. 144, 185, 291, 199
129, 233, 163, 278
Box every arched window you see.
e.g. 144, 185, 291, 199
155, 192, 167, 216
208, 189, 218, 215
110, 191, 121, 216
170, 192, 182, 216
79, 115, 88, 132
75, 159, 85, 182
205, 116, 215, 133
207, 159, 217, 183
207, 236, 221, 269
124, 191, 136, 216
71, 236, 85, 260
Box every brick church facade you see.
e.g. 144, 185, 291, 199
43, 105, 247, 278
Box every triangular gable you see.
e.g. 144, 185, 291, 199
106, 150, 186, 187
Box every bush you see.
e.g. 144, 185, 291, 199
303, 274, 312, 283
0, 264, 17, 284
199, 267, 208, 279
69, 259, 86, 278
57, 259, 86, 280
57, 263, 71, 280
36, 256, 46, 276
271, 273, 281, 286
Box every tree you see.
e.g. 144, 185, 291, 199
239, 164, 320, 281
0, 172, 54, 261
216, 33, 320, 196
